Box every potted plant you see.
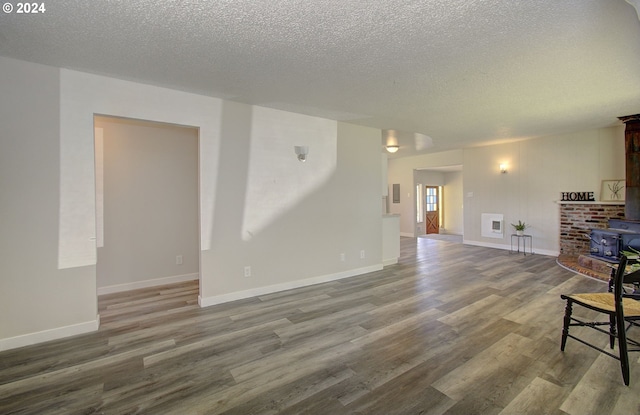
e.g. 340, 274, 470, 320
511, 220, 528, 236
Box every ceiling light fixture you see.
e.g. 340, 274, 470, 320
386, 145, 399, 153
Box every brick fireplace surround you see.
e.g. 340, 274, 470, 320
559, 202, 625, 255
560, 114, 640, 279
558, 201, 625, 280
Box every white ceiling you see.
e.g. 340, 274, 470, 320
1, 0, 640, 158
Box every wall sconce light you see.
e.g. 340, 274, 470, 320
499, 163, 508, 174
294, 145, 309, 162
386, 145, 399, 153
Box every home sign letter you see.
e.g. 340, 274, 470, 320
560, 192, 595, 201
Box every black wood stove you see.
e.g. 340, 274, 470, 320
588, 115, 640, 262
589, 219, 640, 262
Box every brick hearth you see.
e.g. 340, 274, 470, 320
557, 254, 612, 281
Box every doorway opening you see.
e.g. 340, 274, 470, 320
414, 165, 463, 238
94, 115, 200, 318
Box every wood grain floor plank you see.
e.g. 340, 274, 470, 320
337, 333, 455, 407
0, 339, 175, 397
2, 238, 639, 414
437, 293, 521, 335
228, 294, 332, 321
560, 350, 640, 415
218, 365, 356, 415
163, 341, 362, 415
433, 332, 535, 400
143, 318, 292, 367
274, 303, 375, 346
499, 376, 568, 415
230, 325, 365, 384
345, 366, 455, 415
0, 382, 105, 415
351, 307, 447, 348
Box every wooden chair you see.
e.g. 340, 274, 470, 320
560, 255, 640, 385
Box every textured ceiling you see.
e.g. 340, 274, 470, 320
1, 0, 640, 157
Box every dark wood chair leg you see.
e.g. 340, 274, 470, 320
616, 313, 631, 386
609, 313, 617, 349
561, 299, 572, 351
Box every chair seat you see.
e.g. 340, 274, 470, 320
560, 255, 640, 386
566, 293, 640, 316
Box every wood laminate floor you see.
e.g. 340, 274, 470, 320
1, 238, 639, 414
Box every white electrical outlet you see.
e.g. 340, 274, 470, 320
360, 250, 365, 259
176, 255, 183, 265
244, 266, 251, 277
340, 253, 346, 262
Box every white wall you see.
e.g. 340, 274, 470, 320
443, 171, 463, 235
388, 127, 625, 255
415, 171, 444, 188
199, 109, 383, 305
58, 68, 222, 270
0, 56, 384, 349
0, 57, 98, 350
463, 127, 624, 254
95, 117, 199, 292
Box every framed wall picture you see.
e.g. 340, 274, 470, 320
600, 180, 625, 202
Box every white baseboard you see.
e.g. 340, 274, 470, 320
0, 317, 99, 352
97, 273, 199, 295
400, 232, 415, 237
462, 240, 558, 257
199, 264, 383, 307
382, 258, 399, 266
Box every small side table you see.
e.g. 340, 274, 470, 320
510, 234, 533, 256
